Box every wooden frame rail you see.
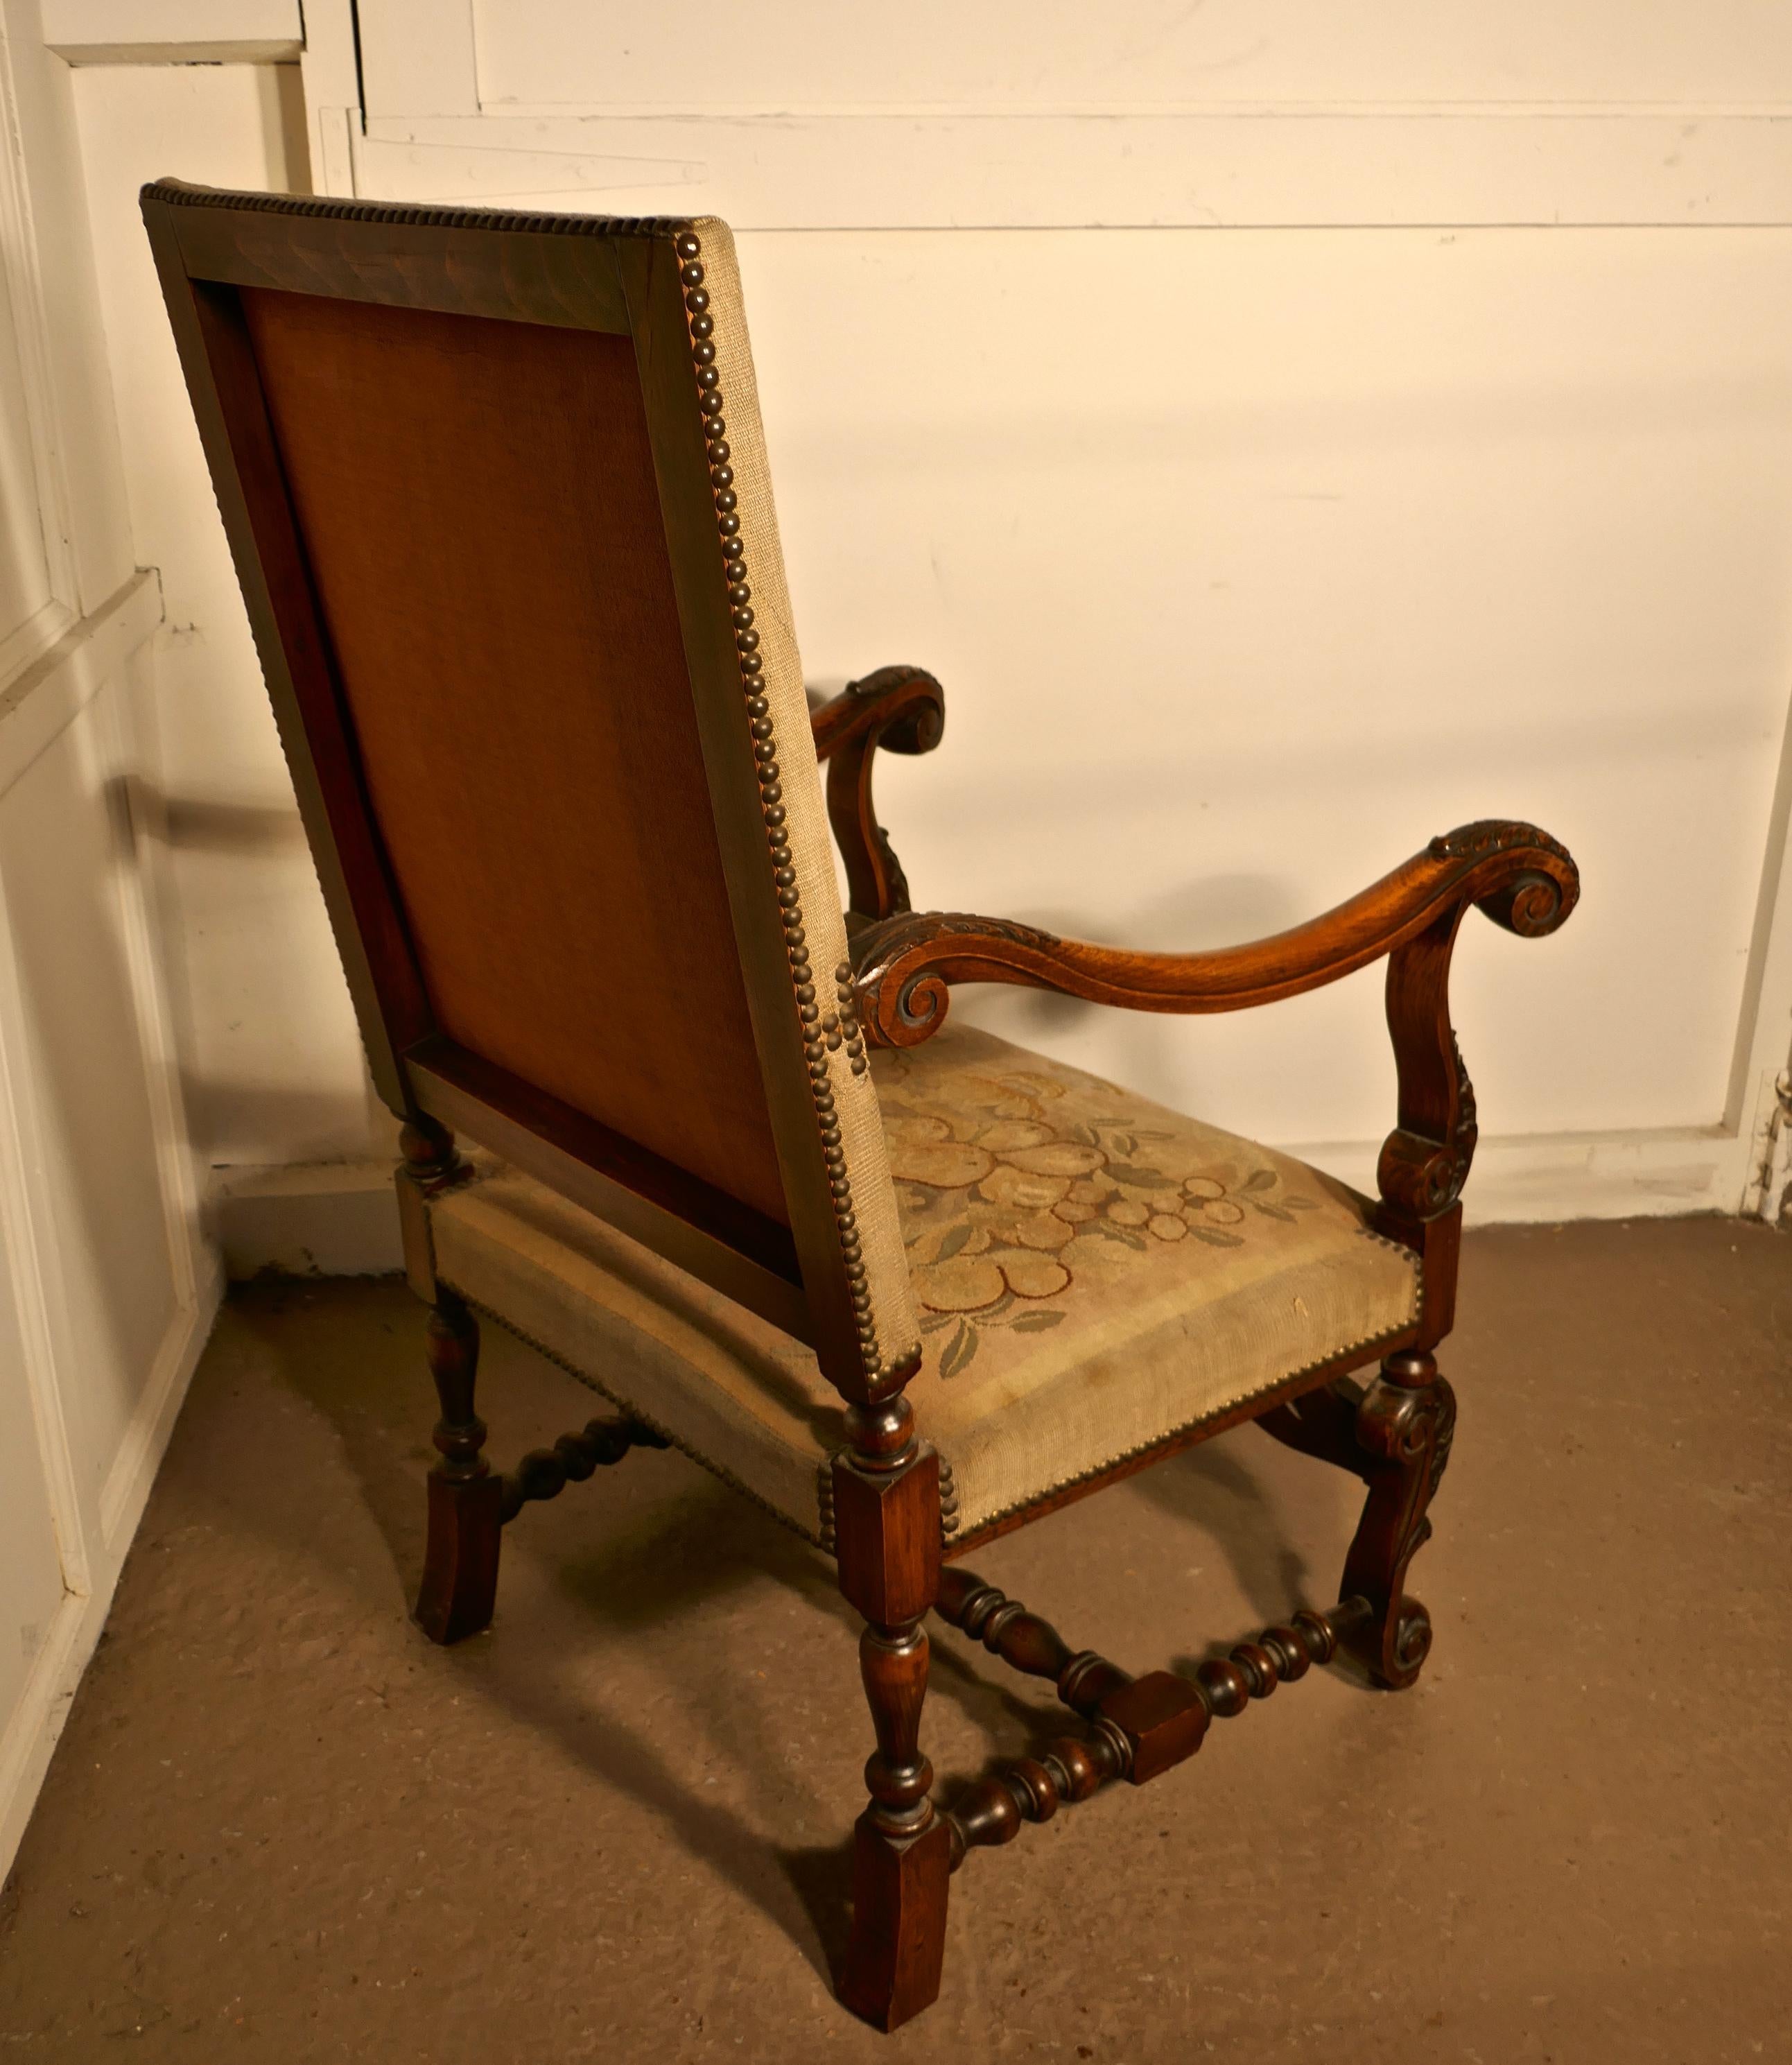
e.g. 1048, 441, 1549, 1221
849, 820, 1576, 1039
499, 1415, 669, 1524
934, 1574, 1371, 1873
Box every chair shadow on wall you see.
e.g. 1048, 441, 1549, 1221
227, 1281, 1320, 1987
132, 779, 384, 1170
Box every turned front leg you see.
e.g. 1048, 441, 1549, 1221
1339, 1348, 1457, 1689
414, 1290, 503, 1645
833, 1397, 951, 2033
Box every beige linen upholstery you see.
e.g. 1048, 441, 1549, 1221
426, 1024, 1420, 1545
693, 218, 916, 1385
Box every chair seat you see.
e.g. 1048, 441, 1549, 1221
426, 1024, 1421, 1545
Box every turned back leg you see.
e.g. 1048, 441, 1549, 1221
414, 1292, 503, 1645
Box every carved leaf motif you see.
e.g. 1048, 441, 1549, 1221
1427, 820, 1572, 865
1452, 1030, 1479, 1139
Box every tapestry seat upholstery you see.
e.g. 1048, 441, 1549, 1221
424, 1023, 1422, 1545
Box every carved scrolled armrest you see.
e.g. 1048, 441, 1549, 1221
1372, 822, 1576, 1235
851, 821, 1576, 1042
808, 665, 946, 921
850, 819, 1578, 1252
809, 665, 945, 762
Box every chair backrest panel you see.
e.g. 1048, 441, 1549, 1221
143, 184, 921, 1390
236, 285, 786, 1224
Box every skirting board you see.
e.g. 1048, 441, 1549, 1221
0, 1252, 224, 1885
211, 1159, 405, 1279
210, 1122, 1759, 1288
1300, 1123, 1750, 1225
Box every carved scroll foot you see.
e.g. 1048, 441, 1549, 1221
1339, 1349, 1456, 1690
414, 1293, 503, 1645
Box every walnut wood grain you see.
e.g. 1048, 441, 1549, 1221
808, 666, 946, 921
934, 1567, 1207, 1783
1338, 1349, 1457, 1689
413, 1293, 503, 1645
834, 1393, 952, 2031
1258, 1349, 1457, 1689
851, 820, 1576, 1042
1255, 1377, 1371, 1478
935, 1569, 1131, 1720
940, 1596, 1371, 1873
498, 1415, 670, 1523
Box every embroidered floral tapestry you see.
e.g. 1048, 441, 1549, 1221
871, 1024, 1323, 1379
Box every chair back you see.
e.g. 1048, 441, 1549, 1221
143, 184, 914, 1390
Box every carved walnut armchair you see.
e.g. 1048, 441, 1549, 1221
145, 182, 1578, 2033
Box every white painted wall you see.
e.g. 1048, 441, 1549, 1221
0, 1, 221, 1881
463, 2, 1792, 108
287, 0, 1792, 1229
43, 0, 300, 66
752, 223, 1791, 1162
74, 62, 376, 1186
22, 1, 1789, 1293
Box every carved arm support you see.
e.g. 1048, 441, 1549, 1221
849, 821, 1578, 1280
808, 666, 946, 922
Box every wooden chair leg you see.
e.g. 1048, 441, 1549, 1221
414, 1292, 503, 1645
1339, 1347, 1457, 1689
832, 1399, 952, 2032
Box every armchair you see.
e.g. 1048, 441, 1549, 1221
145, 180, 1578, 2036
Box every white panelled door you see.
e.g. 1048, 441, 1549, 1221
0, 3, 220, 1880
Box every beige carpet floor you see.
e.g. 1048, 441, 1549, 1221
0, 1216, 1787, 2063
